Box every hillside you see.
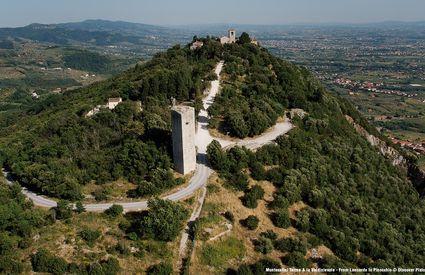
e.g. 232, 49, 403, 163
1, 35, 425, 273
202, 37, 425, 271
0, 39, 220, 200
0, 20, 190, 55
58, 19, 173, 36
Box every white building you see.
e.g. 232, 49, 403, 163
108, 97, 122, 110
220, 29, 236, 44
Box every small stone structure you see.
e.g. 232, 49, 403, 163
190, 41, 204, 50
220, 29, 237, 44
86, 97, 123, 117
108, 97, 122, 110
172, 105, 197, 174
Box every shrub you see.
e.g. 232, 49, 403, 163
79, 228, 101, 246
224, 211, 235, 223
0, 257, 24, 274
253, 237, 274, 254
260, 230, 278, 240
147, 262, 173, 275
274, 238, 307, 254
100, 257, 121, 274
236, 264, 254, 275
140, 198, 189, 241
228, 171, 249, 191
241, 185, 265, 209
295, 209, 310, 232
105, 204, 123, 217
107, 241, 131, 256
250, 161, 267, 181
93, 189, 109, 201
31, 249, 69, 275
207, 184, 220, 193
271, 209, 291, 228
54, 200, 72, 220
282, 252, 310, 268
241, 215, 260, 230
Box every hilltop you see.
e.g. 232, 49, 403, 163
0, 34, 425, 273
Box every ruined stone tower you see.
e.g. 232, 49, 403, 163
171, 106, 196, 174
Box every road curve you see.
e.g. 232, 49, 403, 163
2, 61, 293, 212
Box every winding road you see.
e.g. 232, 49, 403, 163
2, 61, 293, 212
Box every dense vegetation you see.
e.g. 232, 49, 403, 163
0, 40, 220, 200
63, 49, 112, 73
206, 37, 425, 268
0, 182, 46, 273
208, 40, 324, 138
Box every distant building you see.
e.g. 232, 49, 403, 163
86, 97, 123, 118
220, 29, 237, 44
190, 40, 204, 50
108, 97, 122, 110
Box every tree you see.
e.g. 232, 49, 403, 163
100, 258, 121, 274
79, 229, 101, 246
207, 140, 229, 171
260, 230, 278, 241
295, 209, 310, 232
239, 32, 252, 44
54, 200, 72, 220
271, 209, 291, 228
274, 238, 307, 254
242, 185, 265, 208
253, 237, 274, 254
31, 249, 69, 275
227, 111, 249, 138
229, 171, 249, 191
105, 204, 123, 218
282, 252, 310, 268
140, 198, 189, 241
250, 161, 267, 181
241, 215, 259, 230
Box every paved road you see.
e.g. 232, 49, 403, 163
2, 61, 293, 212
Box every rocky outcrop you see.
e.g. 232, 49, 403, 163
346, 115, 425, 196
345, 115, 406, 166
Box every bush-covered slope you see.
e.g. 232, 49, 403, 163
208, 42, 324, 138
206, 39, 425, 268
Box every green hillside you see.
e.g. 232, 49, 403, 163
206, 37, 425, 269
0, 40, 220, 200
0, 35, 424, 272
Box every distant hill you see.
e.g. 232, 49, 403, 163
0, 20, 189, 48
59, 19, 173, 36
0, 23, 144, 46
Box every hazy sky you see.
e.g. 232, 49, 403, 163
1, 0, 425, 27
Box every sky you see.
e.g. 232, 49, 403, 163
0, 0, 425, 27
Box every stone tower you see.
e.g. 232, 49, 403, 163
228, 29, 236, 43
171, 106, 196, 174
